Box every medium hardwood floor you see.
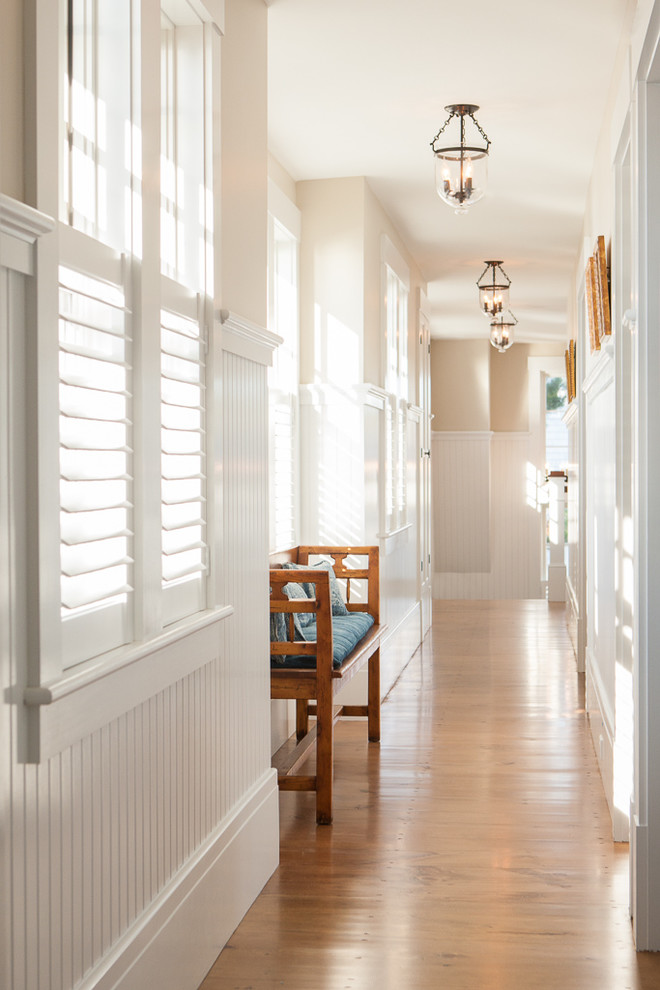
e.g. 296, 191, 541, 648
200, 600, 660, 989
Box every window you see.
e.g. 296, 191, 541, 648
160, 10, 208, 290
51, 0, 222, 671
159, 5, 212, 622
267, 182, 301, 552
545, 375, 568, 471
64, 0, 132, 248
381, 236, 410, 534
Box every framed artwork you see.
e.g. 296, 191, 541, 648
565, 338, 577, 403
585, 255, 600, 352
585, 235, 611, 352
594, 235, 611, 339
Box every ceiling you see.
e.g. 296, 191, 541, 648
267, 0, 631, 343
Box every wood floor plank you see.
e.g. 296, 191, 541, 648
199, 601, 660, 989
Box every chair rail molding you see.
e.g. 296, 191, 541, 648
218, 309, 282, 365
582, 339, 615, 402
563, 399, 579, 428
0, 194, 54, 274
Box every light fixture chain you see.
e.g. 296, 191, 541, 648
476, 260, 511, 288
430, 107, 491, 150
470, 113, 491, 149
430, 109, 458, 149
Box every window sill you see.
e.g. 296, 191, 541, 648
23, 605, 234, 762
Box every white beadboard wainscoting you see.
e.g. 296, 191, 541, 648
564, 398, 584, 671
582, 342, 630, 840
432, 431, 544, 600
1, 200, 279, 990
433, 431, 492, 574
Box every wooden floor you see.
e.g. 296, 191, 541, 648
200, 601, 660, 989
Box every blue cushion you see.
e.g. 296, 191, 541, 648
272, 611, 375, 669
282, 560, 349, 615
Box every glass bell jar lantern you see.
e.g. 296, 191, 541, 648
430, 104, 491, 214
477, 260, 511, 318
489, 310, 517, 352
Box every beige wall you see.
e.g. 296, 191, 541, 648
432, 339, 565, 432
431, 339, 491, 431
1, 0, 24, 199
490, 342, 565, 432
221, 0, 268, 328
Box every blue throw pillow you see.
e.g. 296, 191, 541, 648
282, 579, 314, 630
282, 560, 349, 616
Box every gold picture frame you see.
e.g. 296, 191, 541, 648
565, 338, 577, 403
585, 255, 600, 352
594, 235, 611, 339
585, 235, 611, 352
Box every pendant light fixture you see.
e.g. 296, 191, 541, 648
477, 260, 511, 318
489, 310, 517, 352
430, 104, 491, 214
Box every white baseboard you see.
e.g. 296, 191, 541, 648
565, 576, 585, 672
585, 649, 630, 842
631, 818, 652, 949
84, 769, 279, 990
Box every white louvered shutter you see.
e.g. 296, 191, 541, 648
160, 308, 207, 623
59, 266, 133, 667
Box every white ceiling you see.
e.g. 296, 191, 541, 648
267, 0, 631, 342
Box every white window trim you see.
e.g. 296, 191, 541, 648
267, 180, 301, 553
379, 234, 410, 538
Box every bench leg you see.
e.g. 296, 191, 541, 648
315, 676, 333, 825
296, 699, 309, 741
368, 646, 381, 742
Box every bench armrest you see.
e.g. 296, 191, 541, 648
270, 568, 333, 672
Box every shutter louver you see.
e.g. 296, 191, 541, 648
160, 309, 207, 622
58, 266, 133, 665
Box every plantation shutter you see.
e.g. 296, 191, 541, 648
58, 265, 133, 667
160, 308, 208, 623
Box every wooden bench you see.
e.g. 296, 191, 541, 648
270, 545, 385, 824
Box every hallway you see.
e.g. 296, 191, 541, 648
201, 601, 660, 989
